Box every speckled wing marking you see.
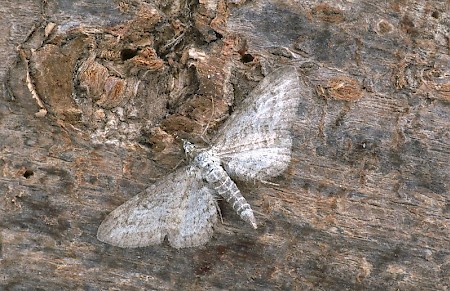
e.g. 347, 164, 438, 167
212, 66, 301, 181
97, 167, 218, 248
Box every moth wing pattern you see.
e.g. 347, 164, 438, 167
212, 66, 301, 181
97, 167, 218, 248
167, 167, 218, 248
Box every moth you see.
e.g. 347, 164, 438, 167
97, 66, 301, 248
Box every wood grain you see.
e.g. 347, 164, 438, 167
1, 0, 448, 289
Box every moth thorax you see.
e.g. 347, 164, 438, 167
194, 151, 219, 170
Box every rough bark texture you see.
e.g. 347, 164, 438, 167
1, 0, 449, 289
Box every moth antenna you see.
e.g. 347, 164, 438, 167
200, 96, 215, 139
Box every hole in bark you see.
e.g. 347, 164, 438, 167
431, 11, 439, 18
120, 48, 138, 61
241, 53, 254, 63
23, 169, 34, 178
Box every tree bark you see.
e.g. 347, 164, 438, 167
1, 0, 449, 289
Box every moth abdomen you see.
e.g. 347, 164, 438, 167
205, 166, 257, 229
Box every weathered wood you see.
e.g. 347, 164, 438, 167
1, 0, 449, 289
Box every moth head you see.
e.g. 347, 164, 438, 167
182, 139, 204, 162
182, 139, 195, 156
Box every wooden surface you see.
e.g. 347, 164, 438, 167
1, 0, 449, 289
